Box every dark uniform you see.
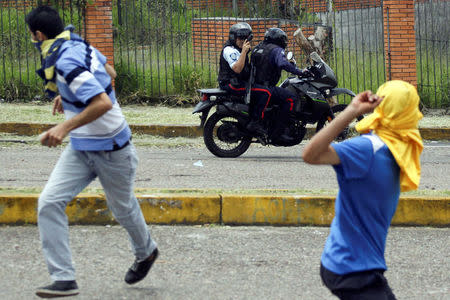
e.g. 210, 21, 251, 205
251, 40, 309, 142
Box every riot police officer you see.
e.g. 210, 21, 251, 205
251, 27, 311, 143
218, 22, 270, 136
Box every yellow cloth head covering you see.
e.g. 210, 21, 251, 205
355, 80, 423, 192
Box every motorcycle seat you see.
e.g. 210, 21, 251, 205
197, 88, 228, 95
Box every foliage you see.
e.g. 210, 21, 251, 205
0, 7, 29, 59
173, 64, 205, 96
113, 0, 193, 47
114, 56, 209, 105
297, 3, 322, 24
0, 78, 45, 102
416, 49, 450, 108
0, 1, 83, 56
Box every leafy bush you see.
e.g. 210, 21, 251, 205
113, 0, 193, 47
0, 78, 45, 102
173, 64, 208, 95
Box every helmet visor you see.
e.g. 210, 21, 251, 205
236, 29, 253, 41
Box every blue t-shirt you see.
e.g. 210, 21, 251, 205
321, 133, 400, 275
55, 40, 131, 151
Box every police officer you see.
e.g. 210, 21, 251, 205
218, 22, 270, 136
251, 27, 311, 143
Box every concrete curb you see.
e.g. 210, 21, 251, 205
1, 194, 448, 226
0, 123, 449, 140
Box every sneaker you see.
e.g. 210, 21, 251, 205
35, 280, 79, 298
125, 248, 159, 284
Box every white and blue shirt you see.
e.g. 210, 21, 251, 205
223, 45, 241, 69
321, 133, 400, 275
55, 40, 130, 151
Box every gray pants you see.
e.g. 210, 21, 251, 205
38, 143, 157, 281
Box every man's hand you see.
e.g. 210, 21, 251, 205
242, 39, 251, 54
349, 91, 383, 116
104, 63, 117, 79
302, 90, 382, 165
41, 93, 112, 148
52, 95, 64, 115
39, 123, 70, 147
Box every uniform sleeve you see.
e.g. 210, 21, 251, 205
223, 46, 241, 69
272, 48, 304, 76
331, 136, 374, 180
56, 45, 106, 104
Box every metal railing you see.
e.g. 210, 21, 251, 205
0, 0, 448, 109
112, 0, 387, 105
0, 0, 84, 101
415, 0, 449, 108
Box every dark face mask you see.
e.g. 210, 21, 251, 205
33, 40, 43, 52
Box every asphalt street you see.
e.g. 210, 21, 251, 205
1, 141, 449, 191
0, 225, 448, 300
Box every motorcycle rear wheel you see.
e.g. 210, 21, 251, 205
203, 112, 251, 158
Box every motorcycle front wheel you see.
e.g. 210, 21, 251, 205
316, 104, 363, 141
203, 112, 251, 158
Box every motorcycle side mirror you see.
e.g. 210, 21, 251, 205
286, 51, 294, 61
310, 52, 322, 63
286, 51, 296, 65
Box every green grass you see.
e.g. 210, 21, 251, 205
0, 103, 448, 127
0, 5, 83, 101
0, 103, 202, 125
113, 52, 216, 101
331, 48, 387, 104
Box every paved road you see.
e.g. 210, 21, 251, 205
0, 225, 448, 300
1, 141, 449, 191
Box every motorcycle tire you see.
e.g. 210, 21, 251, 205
203, 112, 251, 158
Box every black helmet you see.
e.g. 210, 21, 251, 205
264, 27, 288, 49
229, 22, 253, 44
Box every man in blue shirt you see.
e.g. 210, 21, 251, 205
26, 6, 158, 298
302, 81, 423, 299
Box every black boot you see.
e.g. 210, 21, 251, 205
276, 132, 294, 143
272, 121, 294, 144
246, 119, 267, 136
278, 128, 294, 143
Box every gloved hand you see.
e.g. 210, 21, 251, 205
298, 68, 313, 78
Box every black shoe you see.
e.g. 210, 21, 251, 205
276, 134, 295, 143
125, 248, 159, 285
35, 280, 79, 298
246, 120, 266, 136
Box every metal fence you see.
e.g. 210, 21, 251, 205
112, 0, 387, 105
415, 0, 449, 109
0, 0, 84, 101
0, 0, 448, 108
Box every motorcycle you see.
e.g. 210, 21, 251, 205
193, 51, 360, 158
